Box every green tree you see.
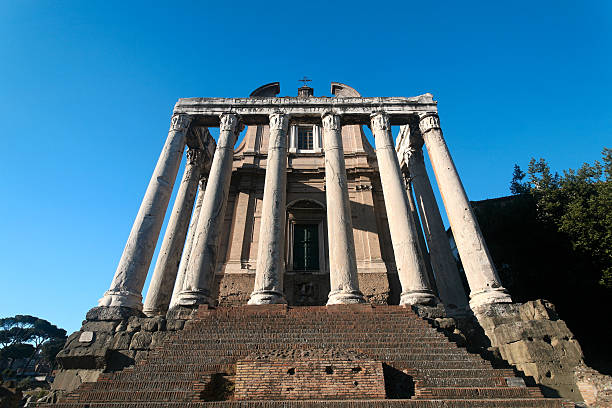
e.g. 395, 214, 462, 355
0, 315, 67, 371
513, 148, 612, 288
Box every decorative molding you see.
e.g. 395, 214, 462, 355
370, 112, 390, 131
170, 114, 192, 131
419, 113, 441, 134
321, 113, 340, 130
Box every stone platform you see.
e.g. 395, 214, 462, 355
41, 305, 573, 407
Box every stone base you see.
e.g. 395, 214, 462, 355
177, 289, 215, 307
326, 290, 366, 305
247, 290, 287, 305
468, 287, 512, 309
53, 305, 193, 395
98, 290, 143, 310
400, 289, 438, 306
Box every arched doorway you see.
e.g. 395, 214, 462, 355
285, 199, 329, 305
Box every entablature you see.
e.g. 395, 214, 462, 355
173, 94, 438, 127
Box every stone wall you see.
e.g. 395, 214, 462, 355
574, 364, 612, 407
473, 300, 583, 400
52, 306, 193, 397
213, 272, 396, 306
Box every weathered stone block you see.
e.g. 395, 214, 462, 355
500, 339, 555, 364
56, 331, 113, 369
110, 332, 133, 350
81, 320, 119, 333
143, 316, 166, 332
492, 320, 572, 345
51, 369, 102, 393
126, 316, 144, 333
86, 306, 142, 321
129, 331, 152, 350
151, 331, 169, 348
166, 319, 185, 331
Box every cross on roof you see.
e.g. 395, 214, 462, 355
299, 76, 312, 87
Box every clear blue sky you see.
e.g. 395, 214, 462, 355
1, 1, 610, 333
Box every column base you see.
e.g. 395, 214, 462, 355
176, 289, 215, 307
142, 303, 169, 317
327, 290, 366, 305
469, 287, 512, 310
98, 290, 143, 310
400, 290, 438, 306
247, 290, 287, 305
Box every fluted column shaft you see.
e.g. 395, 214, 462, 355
168, 176, 207, 310
371, 112, 437, 306
419, 113, 511, 309
99, 114, 191, 310
143, 147, 204, 316
407, 145, 469, 313
322, 113, 365, 305
178, 113, 242, 306
249, 113, 290, 304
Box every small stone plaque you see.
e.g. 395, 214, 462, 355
505, 377, 526, 387
79, 331, 94, 343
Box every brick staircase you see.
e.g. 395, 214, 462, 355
44, 304, 572, 407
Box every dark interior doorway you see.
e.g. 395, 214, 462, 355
292, 224, 319, 271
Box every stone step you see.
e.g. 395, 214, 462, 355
417, 368, 516, 377
417, 377, 508, 387
415, 387, 543, 399
82, 379, 199, 391
43, 398, 568, 407
148, 347, 467, 357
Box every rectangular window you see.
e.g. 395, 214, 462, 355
297, 126, 314, 150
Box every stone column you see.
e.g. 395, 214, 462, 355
98, 114, 191, 310
248, 113, 290, 305
142, 147, 204, 316
371, 112, 437, 306
406, 143, 469, 314
168, 176, 207, 310
322, 112, 365, 305
177, 113, 242, 306
404, 176, 438, 296
419, 113, 511, 309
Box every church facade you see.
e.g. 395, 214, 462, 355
46, 83, 588, 406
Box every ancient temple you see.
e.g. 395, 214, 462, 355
47, 83, 586, 407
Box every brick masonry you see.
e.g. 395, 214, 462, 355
39, 304, 573, 407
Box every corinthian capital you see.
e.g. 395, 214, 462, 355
268, 112, 289, 131
370, 112, 390, 131
419, 113, 441, 134
220, 113, 243, 133
321, 112, 341, 130
406, 146, 425, 165
170, 114, 192, 132
186, 148, 203, 165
